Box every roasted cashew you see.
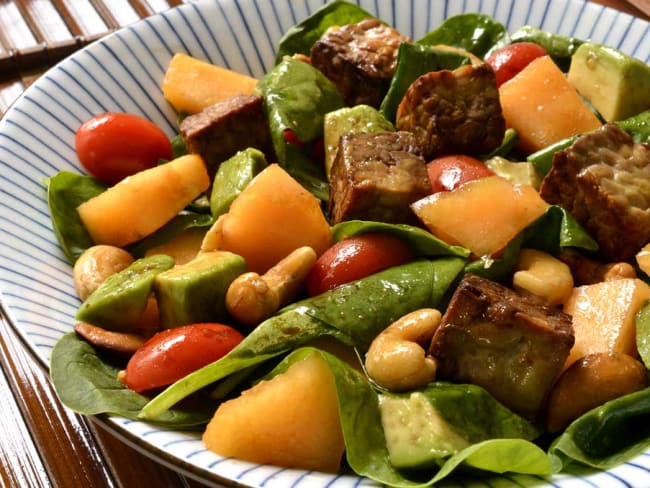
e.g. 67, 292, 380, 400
226, 246, 317, 326
365, 308, 441, 392
513, 248, 574, 306
73, 245, 134, 301
74, 322, 147, 354
560, 249, 636, 285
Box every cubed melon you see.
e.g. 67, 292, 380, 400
202, 352, 345, 473
205, 164, 332, 273
499, 55, 602, 153
563, 278, 650, 370
77, 154, 210, 247
411, 175, 548, 258
162, 53, 258, 114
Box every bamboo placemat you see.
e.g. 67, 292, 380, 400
0, 0, 187, 114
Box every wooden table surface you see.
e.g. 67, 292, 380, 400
0, 1, 648, 487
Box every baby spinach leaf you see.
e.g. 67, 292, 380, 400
616, 109, 650, 144
46, 171, 107, 263
417, 13, 508, 58
140, 258, 466, 419
331, 220, 470, 259
380, 42, 470, 123
636, 301, 650, 368
258, 58, 344, 200
549, 388, 650, 470
274, 0, 375, 64
510, 26, 584, 72
522, 205, 599, 255
50, 333, 212, 428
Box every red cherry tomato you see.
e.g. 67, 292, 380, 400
426, 155, 494, 193
123, 322, 244, 392
75, 112, 173, 185
485, 42, 549, 87
305, 233, 413, 297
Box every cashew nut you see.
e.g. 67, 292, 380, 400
73, 245, 134, 301
364, 308, 441, 392
512, 248, 574, 306
226, 246, 317, 326
74, 322, 147, 354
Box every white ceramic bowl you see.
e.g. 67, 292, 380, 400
1, 0, 650, 486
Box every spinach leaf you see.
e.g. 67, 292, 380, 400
636, 301, 650, 368
380, 42, 470, 123
331, 220, 470, 259
417, 14, 508, 58
616, 109, 650, 144
274, 0, 375, 64
522, 205, 599, 255
257, 58, 344, 200
140, 258, 466, 419
549, 388, 650, 470
526, 136, 578, 175
432, 439, 552, 484
46, 171, 107, 263
50, 333, 212, 428
510, 26, 583, 72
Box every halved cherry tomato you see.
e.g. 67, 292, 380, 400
75, 112, 173, 185
426, 155, 495, 193
305, 233, 413, 297
123, 322, 244, 392
485, 42, 549, 87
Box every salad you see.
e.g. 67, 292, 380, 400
42, 0, 650, 486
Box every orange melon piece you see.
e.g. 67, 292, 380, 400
202, 352, 345, 473
411, 175, 548, 258
499, 55, 602, 153
145, 227, 206, 265
162, 53, 258, 114
563, 278, 650, 370
208, 163, 332, 273
77, 155, 210, 247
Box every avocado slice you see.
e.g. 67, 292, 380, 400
75, 254, 175, 332
378, 392, 470, 469
154, 250, 246, 328
485, 156, 542, 189
209, 148, 268, 218
568, 43, 650, 122
323, 105, 394, 179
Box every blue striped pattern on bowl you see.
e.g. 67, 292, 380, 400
1, 0, 649, 486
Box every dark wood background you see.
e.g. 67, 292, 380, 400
0, 0, 648, 487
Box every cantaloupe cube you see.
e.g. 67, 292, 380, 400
206, 164, 332, 273
203, 352, 345, 473
499, 55, 602, 153
162, 53, 258, 114
411, 176, 548, 258
78, 155, 210, 247
563, 278, 650, 370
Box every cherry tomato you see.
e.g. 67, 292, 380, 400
426, 155, 494, 193
75, 112, 173, 185
305, 233, 413, 297
485, 42, 549, 87
123, 322, 244, 392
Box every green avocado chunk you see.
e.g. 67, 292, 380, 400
154, 251, 246, 328
379, 392, 470, 469
568, 42, 650, 122
485, 156, 542, 189
323, 105, 394, 179
209, 148, 268, 218
75, 254, 175, 332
